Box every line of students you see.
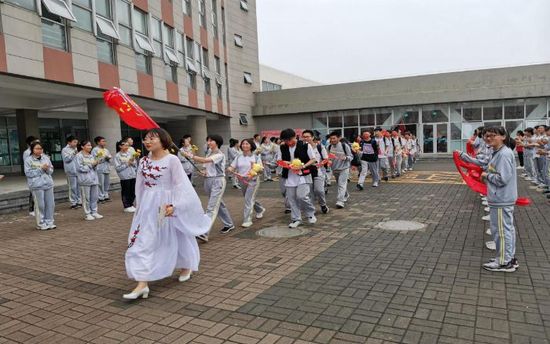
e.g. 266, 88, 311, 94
516, 125, 550, 198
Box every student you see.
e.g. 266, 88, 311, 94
24, 141, 55, 230
184, 134, 235, 241
23, 136, 39, 217
302, 130, 329, 214
123, 128, 210, 300
253, 134, 261, 150
533, 125, 548, 187
274, 141, 292, 213
178, 135, 196, 183
227, 138, 266, 228
62, 136, 81, 209
259, 136, 275, 182
279, 128, 317, 227
523, 128, 538, 182
357, 130, 380, 189
327, 131, 352, 209
480, 126, 518, 272
92, 136, 113, 202
404, 132, 418, 171
77, 140, 103, 221
122, 136, 136, 155
227, 138, 241, 189
115, 140, 138, 213
391, 130, 404, 177
514, 131, 525, 170
374, 128, 390, 181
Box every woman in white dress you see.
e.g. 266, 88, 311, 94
123, 128, 210, 300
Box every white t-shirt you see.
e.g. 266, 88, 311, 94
204, 151, 225, 177
376, 137, 388, 158
285, 144, 316, 187
231, 154, 261, 176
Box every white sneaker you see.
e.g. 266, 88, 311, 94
92, 213, 104, 219
482, 200, 488, 206
288, 220, 301, 228
85, 214, 95, 221
485, 241, 496, 250
484, 207, 490, 212
482, 215, 490, 221
481, 197, 487, 202
241, 221, 253, 228
178, 273, 191, 282
124, 206, 136, 213
525, 177, 533, 181
308, 215, 317, 224
29, 211, 35, 217
485, 228, 491, 235
255, 207, 266, 219
36, 224, 49, 230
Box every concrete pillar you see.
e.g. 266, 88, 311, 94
166, 116, 207, 151
16, 109, 39, 173
87, 98, 121, 154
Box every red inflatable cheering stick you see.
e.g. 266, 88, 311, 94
103, 87, 160, 130
453, 151, 530, 206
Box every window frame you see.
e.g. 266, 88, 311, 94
234, 34, 243, 48
40, 2, 70, 51
240, 0, 248, 12
243, 72, 252, 84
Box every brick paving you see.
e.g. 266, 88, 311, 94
0, 160, 549, 343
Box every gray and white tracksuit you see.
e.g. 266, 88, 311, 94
23, 148, 35, 212
204, 151, 234, 231
231, 154, 264, 223
24, 154, 55, 228
534, 135, 548, 185
328, 142, 352, 205
484, 145, 517, 266
92, 146, 112, 200
76, 152, 100, 216
523, 136, 537, 180
178, 146, 195, 179
310, 144, 328, 208
376, 137, 390, 178
391, 137, 404, 176
460, 144, 492, 170
114, 151, 138, 180
260, 143, 275, 181
227, 146, 240, 188
62, 145, 81, 206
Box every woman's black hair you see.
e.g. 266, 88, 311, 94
144, 128, 174, 150
26, 136, 38, 146
94, 136, 105, 144
79, 140, 92, 151
116, 139, 129, 152
180, 134, 192, 147
209, 134, 224, 148
229, 138, 239, 148
270, 137, 277, 142
240, 138, 256, 152
30, 141, 43, 154
476, 126, 485, 138
66, 135, 77, 143
524, 127, 534, 135
516, 130, 524, 136
280, 128, 296, 141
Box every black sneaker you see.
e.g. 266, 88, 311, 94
76, 204, 83, 208
104, 198, 111, 202
511, 258, 519, 269
284, 209, 292, 214
356, 184, 364, 191
197, 234, 209, 243
70, 205, 78, 209
220, 225, 235, 234
383, 177, 389, 182
321, 205, 329, 214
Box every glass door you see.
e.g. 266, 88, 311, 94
423, 123, 448, 154
436, 123, 448, 153
423, 124, 434, 153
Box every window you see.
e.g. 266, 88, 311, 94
234, 34, 243, 47
240, 0, 248, 12
176, 33, 185, 64
243, 72, 252, 84
214, 56, 221, 74
221, 7, 226, 45
212, 0, 218, 38
72, 0, 93, 31
262, 80, 282, 91
96, 0, 110, 17
204, 77, 211, 95
136, 52, 152, 74
193, 42, 201, 65
201, 48, 209, 69
187, 72, 197, 89
217, 82, 222, 99
42, 0, 77, 21
239, 113, 249, 126
421, 105, 449, 123
185, 37, 199, 74
116, 0, 132, 45
94, 0, 119, 40
164, 64, 177, 83
133, 8, 153, 74
151, 17, 162, 57
186, 37, 195, 60
5, 0, 36, 11
482, 101, 502, 120
163, 24, 179, 65
504, 99, 524, 120
41, 3, 69, 51
183, 0, 191, 16
97, 34, 115, 64
198, 0, 206, 27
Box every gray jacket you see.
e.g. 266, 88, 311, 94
484, 145, 517, 207
24, 154, 54, 190
460, 144, 492, 170
61, 145, 78, 176
114, 151, 138, 180
76, 152, 99, 186
91, 146, 112, 174
328, 142, 352, 171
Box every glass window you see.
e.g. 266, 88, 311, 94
0, 117, 10, 167
505, 120, 523, 137
344, 127, 358, 142
152, 18, 162, 57
202, 48, 209, 68
163, 24, 174, 48
212, 0, 218, 38
5, 0, 36, 11
482, 101, 503, 120
313, 113, 327, 128
343, 110, 358, 127
194, 42, 201, 64
39, 118, 63, 163
261, 81, 282, 91
183, 0, 191, 16
133, 8, 147, 34
186, 37, 195, 59
234, 34, 243, 47
95, 0, 111, 17
135, 52, 151, 74
97, 35, 115, 64
42, 0, 76, 21
462, 107, 482, 121
525, 98, 547, 120
243, 72, 252, 84
164, 64, 177, 83
240, 0, 248, 11
328, 112, 342, 127
503, 99, 524, 119
187, 72, 197, 89
359, 109, 375, 126
450, 122, 461, 140
72, 0, 92, 31
214, 56, 221, 74
198, 0, 206, 27
422, 105, 449, 123
450, 104, 462, 122
204, 77, 211, 95
217, 82, 223, 99
116, 0, 132, 45
373, 111, 391, 127
393, 108, 417, 125
41, 4, 68, 51
96, 15, 120, 40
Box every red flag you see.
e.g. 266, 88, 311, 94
453, 151, 530, 206
466, 140, 476, 157
103, 87, 160, 130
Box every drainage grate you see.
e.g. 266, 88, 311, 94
256, 226, 310, 238
375, 220, 426, 231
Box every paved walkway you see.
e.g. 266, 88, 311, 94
0, 160, 549, 344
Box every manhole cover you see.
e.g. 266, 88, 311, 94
376, 220, 426, 231
256, 226, 310, 238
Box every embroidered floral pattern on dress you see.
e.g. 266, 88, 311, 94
140, 156, 167, 188
128, 225, 141, 248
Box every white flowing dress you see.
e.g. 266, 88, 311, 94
125, 153, 210, 281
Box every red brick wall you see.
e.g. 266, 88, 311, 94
98, 62, 120, 89
43, 47, 74, 83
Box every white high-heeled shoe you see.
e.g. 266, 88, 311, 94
178, 273, 191, 282
122, 287, 149, 300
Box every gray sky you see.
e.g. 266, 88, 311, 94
257, 0, 550, 84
